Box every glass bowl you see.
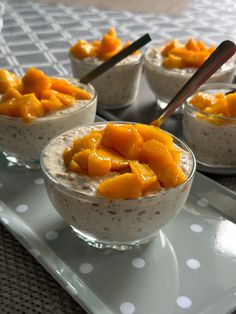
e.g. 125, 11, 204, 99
143, 46, 236, 109
40, 122, 196, 250
0, 79, 97, 169
70, 53, 143, 110
183, 83, 236, 170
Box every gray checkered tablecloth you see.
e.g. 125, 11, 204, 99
0, 0, 236, 313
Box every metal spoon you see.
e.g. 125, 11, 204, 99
80, 33, 152, 84
151, 40, 236, 127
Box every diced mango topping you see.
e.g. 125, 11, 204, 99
0, 68, 92, 122
189, 91, 236, 122
64, 123, 187, 200
70, 27, 140, 61
161, 38, 215, 69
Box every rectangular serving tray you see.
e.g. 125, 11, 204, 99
0, 151, 236, 314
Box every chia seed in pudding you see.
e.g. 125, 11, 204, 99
0, 82, 97, 168
144, 47, 235, 103
41, 123, 195, 246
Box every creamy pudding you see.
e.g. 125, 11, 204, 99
41, 122, 196, 250
183, 83, 236, 168
144, 39, 236, 105
70, 28, 142, 110
0, 68, 97, 168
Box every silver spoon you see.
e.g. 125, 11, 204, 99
151, 40, 236, 127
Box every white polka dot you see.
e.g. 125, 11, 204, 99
30, 249, 40, 258
16, 204, 29, 213
1, 217, 9, 225
45, 231, 58, 240
190, 224, 203, 233
198, 198, 209, 207
79, 263, 93, 274
34, 178, 44, 185
131, 258, 145, 269
120, 302, 135, 314
65, 284, 78, 295
0, 182, 3, 188
186, 258, 201, 269
176, 296, 192, 309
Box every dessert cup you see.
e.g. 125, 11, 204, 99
183, 83, 236, 169
0, 79, 97, 169
70, 53, 142, 110
143, 46, 236, 109
41, 122, 196, 250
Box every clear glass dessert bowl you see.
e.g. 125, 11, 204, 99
0, 78, 97, 169
183, 83, 236, 170
143, 45, 236, 109
40, 122, 196, 250
70, 53, 142, 110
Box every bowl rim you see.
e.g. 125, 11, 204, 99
183, 82, 236, 122
69, 51, 143, 67
143, 46, 236, 77
40, 121, 196, 202
0, 77, 97, 123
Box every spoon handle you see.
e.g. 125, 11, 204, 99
151, 40, 236, 127
80, 33, 152, 84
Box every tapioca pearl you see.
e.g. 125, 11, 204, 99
131, 258, 146, 269
1, 217, 9, 225
34, 178, 44, 185
197, 198, 209, 207
186, 258, 201, 269
190, 224, 203, 233
16, 204, 29, 213
176, 296, 192, 309
120, 302, 135, 314
30, 248, 40, 258
45, 230, 58, 240
79, 263, 93, 274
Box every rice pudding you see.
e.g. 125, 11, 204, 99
70, 28, 142, 110
144, 39, 236, 106
41, 122, 195, 250
0, 68, 97, 169
183, 83, 236, 168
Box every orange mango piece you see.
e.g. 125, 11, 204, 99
226, 92, 236, 117
130, 160, 157, 191
134, 124, 174, 148
0, 69, 21, 94
63, 148, 74, 167
2, 87, 21, 101
68, 159, 83, 173
161, 39, 183, 56
185, 38, 200, 52
102, 123, 143, 159
72, 132, 102, 153
141, 139, 174, 169
51, 90, 76, 106
162, 54, 186, 69
70, 40, 97, 59
22, 67, 51, 99
96, 147, 129, 171
156, 163, 186, 188
72, 149, 91, 170
50, 78, 92, 100
41, 94, 63, 113
88, 151, 111, 176
97, 173, 142, 200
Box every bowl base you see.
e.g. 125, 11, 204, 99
70, 225, 162, 251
